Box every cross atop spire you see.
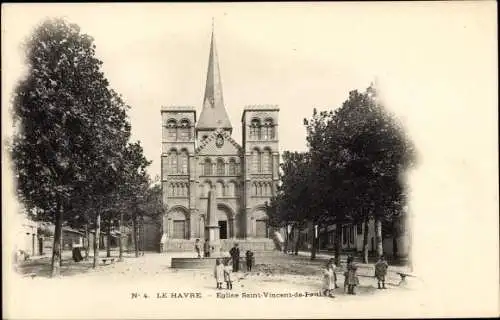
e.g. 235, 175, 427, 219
196, 19, 232, 132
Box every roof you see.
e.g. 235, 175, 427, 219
243, 104, 280, 111
241, 105, 280, 122
161, 105, 196, 112
196, 23, 232, 131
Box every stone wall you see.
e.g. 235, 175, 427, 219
162, 238, 278, 253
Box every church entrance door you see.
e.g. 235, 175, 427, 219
256, 219, 268, 238
218, 221, 228, 239
173, 220, 186, 239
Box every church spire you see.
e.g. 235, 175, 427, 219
196, 19, 233, 132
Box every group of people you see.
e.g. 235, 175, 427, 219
214, 257, 233, 289
194, 242, 254, 290
199, 239, 390, 295
322, 255, 389, 298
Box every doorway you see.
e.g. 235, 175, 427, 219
256, 219, 268, 238
218, 221, 228, 239
173, 220, 186, 239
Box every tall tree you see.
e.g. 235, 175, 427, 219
331, 84, 416, 261
304, 109, 354, 263
11, 18, 131, 276
114, 142, 151, 257
268, 151, 314, 257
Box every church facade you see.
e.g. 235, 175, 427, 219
160, 26, 280, 251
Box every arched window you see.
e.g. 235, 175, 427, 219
179, 119, 191, 141
258, 183, 263, 196
253, 183, 258, 196
167, 119, 177, 141
262, 149, 272, 173
250, 119, 261, 140
216, 181, 224, 197
169, 150, 178, 174
203, 158, 212, 176
162, 157, 169, 177
227, 181, 236, 197
263, 118, 274, 140
216, 159, 225, 176
252, 149, 261, 173
228, 158, 237, 175
179, 151, 188, 174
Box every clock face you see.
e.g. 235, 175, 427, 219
216, 135, 224, 148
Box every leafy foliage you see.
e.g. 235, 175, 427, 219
10, 18, 156, 274
269, 82, 416, 259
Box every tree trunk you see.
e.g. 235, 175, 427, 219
362, 217, 370, 263
93, 212, 101, 268
408, 215, 413, 272
293, 229, 300, 256
118, 212, 124, 262
375, 218, 383, 259
84, 223, 90, 261
38, 236, 43, 256
133, 216, 139, 258
392, 219, 399, 260
334, 223, 342, 266
141, 216, 145, 255
51, 205, 64, 277
310, 226, 317, 260
106, 221, 111, 258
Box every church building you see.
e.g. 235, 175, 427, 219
160, 25, 280, 252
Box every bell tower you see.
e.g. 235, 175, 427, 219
241, 105, 280, 238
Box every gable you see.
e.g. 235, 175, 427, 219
196, 129, 242, 156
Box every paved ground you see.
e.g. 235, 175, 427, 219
5, 250, 428, 319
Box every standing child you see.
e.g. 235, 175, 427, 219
322, 258, 336, 298
214, 258, 224, 289
374, 255, 389, 289
194, 239, 201, 258
224, 258, 233, 290
345, 255, 359, 295
245, 250, 254, 272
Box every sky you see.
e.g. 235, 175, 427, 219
1, 2, 499, 315
2, 2, 495, 179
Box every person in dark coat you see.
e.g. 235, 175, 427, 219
229, 243, 240, 272
375, 255, 389, 289
345, 255, 359, 295
203, 239, 210, 258
245, 250, 254, 272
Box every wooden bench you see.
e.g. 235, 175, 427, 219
102, 258, 115, 265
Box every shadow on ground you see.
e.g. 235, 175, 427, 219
15, 257, 115, 278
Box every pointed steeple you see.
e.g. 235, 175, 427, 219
196, 19, 232, 132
